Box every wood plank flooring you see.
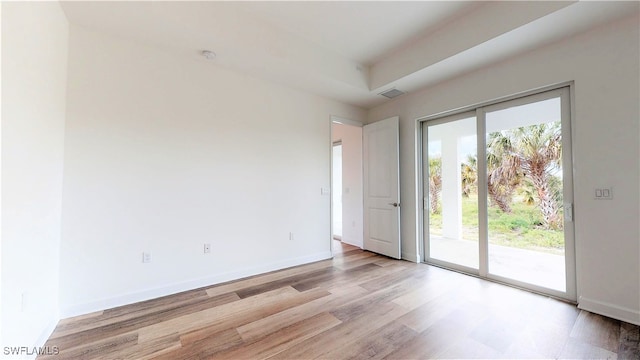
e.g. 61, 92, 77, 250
41, 241, 640, 359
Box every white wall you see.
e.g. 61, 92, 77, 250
1, 1, 69, 354
332, 123, 363, 248
367, 13, 640, 325
59, 25, 365, 316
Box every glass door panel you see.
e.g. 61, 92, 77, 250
426, 115, 478, 270
484, 96, 567, 292
423, 87, 575, 301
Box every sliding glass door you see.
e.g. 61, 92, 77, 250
423, 87, 576, 300
425, 112, 478, 271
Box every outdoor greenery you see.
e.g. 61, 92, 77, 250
428, 121, 564, 253
428, 157, 442, 214
429, 195, 564, 254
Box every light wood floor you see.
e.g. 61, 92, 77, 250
42, 241, 639, 359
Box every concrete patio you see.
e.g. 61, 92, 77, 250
430, 236, 566, 291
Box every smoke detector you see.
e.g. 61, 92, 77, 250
379, 88, 405, 99
201, 50, 216, 60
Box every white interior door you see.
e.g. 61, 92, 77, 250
363, 117, 401, 259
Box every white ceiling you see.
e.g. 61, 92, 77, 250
60, 1, 639, 109
232, 1, 481, 65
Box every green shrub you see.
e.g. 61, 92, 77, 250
428, 194, 564, 254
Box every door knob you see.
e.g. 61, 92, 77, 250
389, 202, 400, 207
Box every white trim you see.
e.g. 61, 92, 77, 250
415, 119, 424, 263
8, 317, 62, 360
401, 252, 420, 263
340, 239, 362, 249
481, 87, 566, 113
560, 86, 577, 301
420, 120, 429, 263
428, 258, 480, 276
330, 118, 335, 257
330, 116, 363, 127
476, 108, 488, 278
60, 251, 332, 319
23, 317, 60, 360
578, 296, 640, 325
486, 273, 572, 301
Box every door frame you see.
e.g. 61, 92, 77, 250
416, 82, 577, 302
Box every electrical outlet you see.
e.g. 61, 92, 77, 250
142, 252, 152, 263
204, 243, 211, 253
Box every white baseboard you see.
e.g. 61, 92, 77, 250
32, 317, 60, 358
340, 239, 362, 248
60, 251, 332, 319
4, 317, 61, 360
578, 296, 640, 325
401, 251, 420, 263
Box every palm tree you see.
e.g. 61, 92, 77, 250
508, 122, 563, 229
461, 155, 477, 198
428, 157, 442, 214
517, 179, 536, 205
486, 132, 522, 213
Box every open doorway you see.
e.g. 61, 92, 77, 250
332, 141, 343, 241
331, 119, 364, 250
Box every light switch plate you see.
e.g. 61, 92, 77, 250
594, 187, 613, 200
